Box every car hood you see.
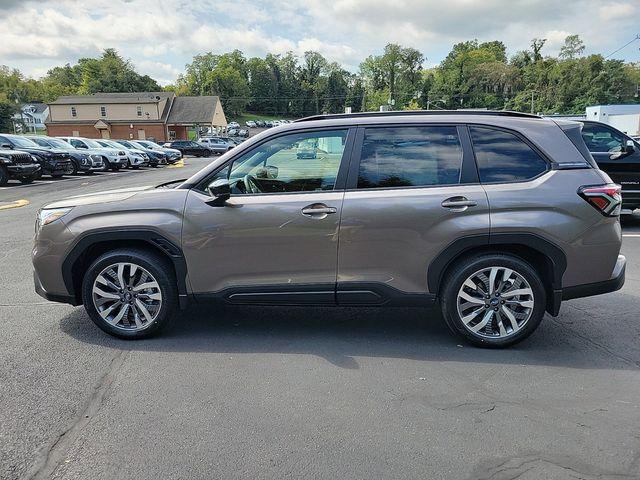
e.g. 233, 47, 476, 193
44, 185, 155, 209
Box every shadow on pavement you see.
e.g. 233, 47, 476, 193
58, 303, 636, 371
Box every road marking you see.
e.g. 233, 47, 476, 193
0, 199, 30, 210
167, 160, 185, 169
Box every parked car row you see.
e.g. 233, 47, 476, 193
244, 119, 292, 128
0, 134, 184, 186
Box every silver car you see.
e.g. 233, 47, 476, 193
33, 111, 625, 347
58, 137, 129, 171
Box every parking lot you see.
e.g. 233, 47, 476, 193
1, 157, 640, 479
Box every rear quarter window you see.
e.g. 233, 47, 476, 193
470, 127, 548, 183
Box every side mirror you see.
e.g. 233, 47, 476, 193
206, 179, 231, 206
1, 143, 12, 149
625, 139, 635, 154
609, 146, 624, 160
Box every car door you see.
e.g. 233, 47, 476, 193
337, 124, 490, 304
182, 127, 355, 303
582, 122, 640, 206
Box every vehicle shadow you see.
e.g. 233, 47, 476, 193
58, 303, 637, 371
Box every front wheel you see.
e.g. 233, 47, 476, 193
81, 248, 178, 339
19, 175, 36, 184
0, 167, 8, 186
70, 161, 79, 175
440, 254, 546, 348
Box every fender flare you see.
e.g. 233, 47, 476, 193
427, 233, 567, 296
61, 228, 188, 306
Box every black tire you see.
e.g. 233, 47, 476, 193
440, 253, 546, 348
81, 248, 178, 339
111, 165, 120, 171
0, 167, 8, 186
51, 173, 64, 178
19, 175, 35, 184
132, 165, 139, 170
102, 157, 111, 171
70, 161, 79, 175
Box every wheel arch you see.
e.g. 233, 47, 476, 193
62, 229, 188, 308
427, 233, 567, 315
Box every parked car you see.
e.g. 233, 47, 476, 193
0, 134, 72, 178
113, 140, 167, 167
132, 140, 182, 163
245, 121, 257, 128
26, 135, 104, 174
255, 120, 266, 128
0, 148, 41, 185
33, 111, 625, 347
228, 121, 240, 129
197, 137, 234, 154
162, 140, 212, 157
96, 140, 148, 169
58, 137, 128, 171
579, 120, 640, 213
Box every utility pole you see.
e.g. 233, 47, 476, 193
531, 91, 535, 114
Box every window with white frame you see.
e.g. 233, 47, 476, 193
71, 106, 77, 117
100, 106, 107, 117
137, 106, 143, 117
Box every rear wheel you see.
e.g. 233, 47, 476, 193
81, 248, 178, 339
70, 161, 79, 175
440, 254, 546, 348
0, 167, 8, 186
102, 157, 111, 171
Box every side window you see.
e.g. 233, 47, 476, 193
357, 126, 463, 188
70, 139, 83, 148
208, 129, 348, 194
581, 124, 624, 153
470, 127, 548, 183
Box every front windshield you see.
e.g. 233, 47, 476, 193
45, 137, 70, 149
118, 140, 136, 149
8, 136, 39, 148
83, 139, 104, 148
136, 141, 160, 150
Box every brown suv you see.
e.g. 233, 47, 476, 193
33, 111, 625, 347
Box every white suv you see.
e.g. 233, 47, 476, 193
58, 137, 129, 171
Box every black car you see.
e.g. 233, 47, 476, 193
26, 136, 104, 174
0, 149, 41, 186
162, 140, 212, 157
580, 121, 640, 213
0, 134, 73, 178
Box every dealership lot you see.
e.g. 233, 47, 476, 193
1, 159, 640, 479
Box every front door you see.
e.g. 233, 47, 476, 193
337, 125, 490, 303
100, 130, 110, 139
582, 122, 640, 206
137, 129, 146, 140
182, 128, 354, 303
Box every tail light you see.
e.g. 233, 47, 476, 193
578, 184, 622, 216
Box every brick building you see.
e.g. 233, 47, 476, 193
45, 92, 227, 141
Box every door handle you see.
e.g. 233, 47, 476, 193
441, 197, 478, 211
301, 203, 337, 216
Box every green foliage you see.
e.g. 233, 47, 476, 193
1, 35, 639, 126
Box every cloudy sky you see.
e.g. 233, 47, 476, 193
1, 0, 639, 85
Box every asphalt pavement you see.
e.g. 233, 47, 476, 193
1, 159, 640, 480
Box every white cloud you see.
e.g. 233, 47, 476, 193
1, 0, 639, 84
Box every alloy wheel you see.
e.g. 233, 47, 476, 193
456, 266, 534, 338
91, 262, 162, 331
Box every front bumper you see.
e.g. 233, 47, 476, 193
7, 164, 41, 176
46, 160, 73, 175
562, 254, 626, 301
129, 156, 147, 166
34, 270, 79, 306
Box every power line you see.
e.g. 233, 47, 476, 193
604, 34, 640, 59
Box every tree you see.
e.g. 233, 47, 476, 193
559, 35, 585, 60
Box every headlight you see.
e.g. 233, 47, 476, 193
36, 207, 73, 232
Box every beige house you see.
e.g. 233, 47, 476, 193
46, 92, 227, 141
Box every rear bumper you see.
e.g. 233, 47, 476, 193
562, 254, 626, 301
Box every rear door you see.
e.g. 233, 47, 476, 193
337, 124, 490, 303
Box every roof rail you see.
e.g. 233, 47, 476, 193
294, 110, 542, 122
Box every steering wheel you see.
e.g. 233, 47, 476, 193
243, 174, 261, 194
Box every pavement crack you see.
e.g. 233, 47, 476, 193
25, 349, 130, 480
548, 316, 640, 368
